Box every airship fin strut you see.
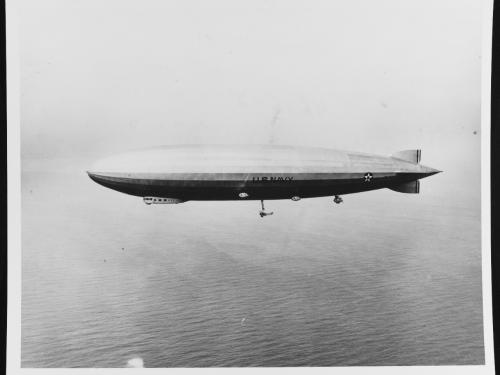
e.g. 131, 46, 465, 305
388, 180, 420, 194
391, 149, 421, 164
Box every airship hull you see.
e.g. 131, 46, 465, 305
87, 145, 440, 202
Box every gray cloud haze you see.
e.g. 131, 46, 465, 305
19, 0, 482, 197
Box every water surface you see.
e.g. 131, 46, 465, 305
21, 158, 484, 367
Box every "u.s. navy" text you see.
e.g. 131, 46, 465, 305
252, 176, 294, 182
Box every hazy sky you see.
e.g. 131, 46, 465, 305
18, 0, 482, 180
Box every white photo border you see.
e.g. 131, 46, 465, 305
6, 0, 495, 373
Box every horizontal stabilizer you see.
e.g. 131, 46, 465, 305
388, 180, 420, 194
391, 149, 421, 164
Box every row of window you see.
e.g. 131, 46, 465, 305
144, 197, 170, 202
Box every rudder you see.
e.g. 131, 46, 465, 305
388, 180, 420, 194
391, 149, 421, 164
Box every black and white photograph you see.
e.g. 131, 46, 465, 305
6, 0, 494, 372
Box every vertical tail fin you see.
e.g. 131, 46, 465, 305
391, 149, 421, 164
388, 180, 420, 194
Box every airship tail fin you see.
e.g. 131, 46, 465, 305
391, 149, 421, 164
388, 180, 420, 194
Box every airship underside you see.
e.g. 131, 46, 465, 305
87, 145, 440, 216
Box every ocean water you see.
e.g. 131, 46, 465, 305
20, 158, 484, 367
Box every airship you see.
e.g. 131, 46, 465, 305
87, 145, 441, 217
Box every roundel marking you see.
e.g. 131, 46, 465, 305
364, 172, 373, 182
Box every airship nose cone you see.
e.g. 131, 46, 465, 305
87, 170, 97, 179
87, 156, 114, 184
87, 170, 105, 184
